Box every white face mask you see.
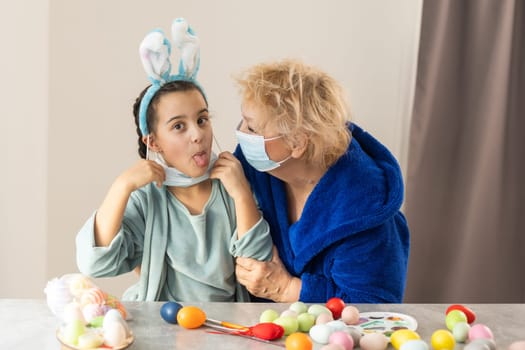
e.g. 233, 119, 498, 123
235, 124, 291, 172
146, 136, 217, 187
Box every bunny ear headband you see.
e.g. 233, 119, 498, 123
138, 17, 202, 136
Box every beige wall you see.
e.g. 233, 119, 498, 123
2, 0, 422, 298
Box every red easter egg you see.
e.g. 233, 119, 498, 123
326, 297, 346, 319
446, 304, 476, 324
250, 322, 285, 340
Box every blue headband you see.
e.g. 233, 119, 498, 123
138, 18, 202, 136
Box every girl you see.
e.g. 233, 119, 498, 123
76, 19, 272, 302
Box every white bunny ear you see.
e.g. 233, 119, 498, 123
171, 18, 200, 80
139, 29, 172, 83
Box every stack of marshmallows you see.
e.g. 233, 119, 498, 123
44, 273, 132, 349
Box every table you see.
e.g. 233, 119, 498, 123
1, 299, 524, 349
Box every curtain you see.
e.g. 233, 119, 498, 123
404, 0, 525, 302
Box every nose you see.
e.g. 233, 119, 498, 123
189, 123, 204, 143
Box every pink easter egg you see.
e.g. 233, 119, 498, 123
329, 331, 354, 350
509, 341, 525, 350
468, 323, 493, 341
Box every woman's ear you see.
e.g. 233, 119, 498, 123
290, 132, 309, 158
142, 134, 162, 152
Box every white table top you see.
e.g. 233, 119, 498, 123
1, 299, 524, 349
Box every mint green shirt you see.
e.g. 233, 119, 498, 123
76, 180, 273, 302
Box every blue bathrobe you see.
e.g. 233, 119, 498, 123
234, 123, 410, 303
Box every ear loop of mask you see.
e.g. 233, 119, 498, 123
213, 134, 222, 153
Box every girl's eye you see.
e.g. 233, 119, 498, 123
172, 123, 184, 130
197, 116, 209, 125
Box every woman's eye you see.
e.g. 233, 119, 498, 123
172, 123, 183, 130
198, 116, 209, 125
247, 126, 256, 133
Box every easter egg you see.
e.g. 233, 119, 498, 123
468, 324, 493, 341
286, 332, 313, 350
176, 306, 206, 329
509, 341, 525, 350
390, 329, 420, 350
62, 319, 86, 346
273, 316, 299, 335
452, 322, 470, 343
251, 322, 285, 340
297, 312, 316, 332
281, 309, 299, 318
309, 324, 334, 344
431, 329, 455, 350
329, 330, 354, 350
325, 320, 347, 332
400, 339, 429, 350
308, 304, 333, 318
445, 309, 467, 331
326, 297, 346, 319
316, 312, 334, 325
445, 304, 476, 324
103, 321, 127, 347
77, 332, 104, 349
160, 301, 182, 324
289, 301, 308, 315
359, 333, 388, 350
340, 305, 360, 325
260, 309, 280, 323
464, 338, 496, 350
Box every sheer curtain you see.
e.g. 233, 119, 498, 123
404, 0, 525, 302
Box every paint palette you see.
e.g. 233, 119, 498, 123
348, 312, 418, 337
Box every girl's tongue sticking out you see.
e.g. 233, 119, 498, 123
193, 152, 209, 167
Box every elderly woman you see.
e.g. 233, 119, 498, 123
233, 59, 409, 303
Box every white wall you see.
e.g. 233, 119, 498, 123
1, 1, 49, 297
2, 0, 422, 298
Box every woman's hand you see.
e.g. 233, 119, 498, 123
236, 246, 301, 302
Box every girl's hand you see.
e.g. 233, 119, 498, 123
117, 159, 166, 191
235, 246, 301, 302
210, 152, 251, 201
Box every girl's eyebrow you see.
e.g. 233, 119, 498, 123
165, 108, 209, 125
165, 115, 184, 125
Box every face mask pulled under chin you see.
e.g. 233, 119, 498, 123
235, 129, 291, 172
147, 149, 218, 187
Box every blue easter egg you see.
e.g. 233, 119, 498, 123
160, 301, 183, 324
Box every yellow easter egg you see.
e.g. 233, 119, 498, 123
431, 329, 455, 350
390, 329, 420, 350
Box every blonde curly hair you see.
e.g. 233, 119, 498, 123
234, 59, 351, 168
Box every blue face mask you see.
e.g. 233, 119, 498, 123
235, 124, 291, 172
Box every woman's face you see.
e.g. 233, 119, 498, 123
239, 100, 291, 163
152, 89, 213, 177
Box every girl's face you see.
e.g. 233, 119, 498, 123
151, 89, 213, 177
